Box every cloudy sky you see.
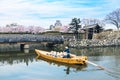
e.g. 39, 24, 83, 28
0, 0, 120, 28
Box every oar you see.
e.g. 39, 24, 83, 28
85, 60, 106, 70
35, 55, 40, 60
72, 55, 106, 70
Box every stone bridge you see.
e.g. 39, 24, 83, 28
0, 34, 64, 50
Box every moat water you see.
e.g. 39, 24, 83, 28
0, 46, 120, 80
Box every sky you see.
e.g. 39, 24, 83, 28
0, 0, 120, 29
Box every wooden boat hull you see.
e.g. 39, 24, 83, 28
35, 49, 88, 65
37, 56, 87, 74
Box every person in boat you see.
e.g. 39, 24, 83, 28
63, 46, 70, 58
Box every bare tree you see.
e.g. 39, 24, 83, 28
81, 18, 105, 27
105, 8, 120, 30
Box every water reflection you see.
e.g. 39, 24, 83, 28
0, 51, 36, 66
24, 49, 29, 53
36, 56, 87, 75
0, 46, 120, 80
0, 49, 87, 74
73, 46, 120, 56
70, 46, 120, 79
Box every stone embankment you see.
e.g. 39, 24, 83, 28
69, 30, 120, 48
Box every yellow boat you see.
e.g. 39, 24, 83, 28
36, 55, 87, 74
35, 49, 88, 65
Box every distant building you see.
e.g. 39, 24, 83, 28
82, 24, 103, 39
49, 20, 62, 31
54, 20, 62, 27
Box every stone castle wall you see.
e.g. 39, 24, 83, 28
69, 30, 120, 48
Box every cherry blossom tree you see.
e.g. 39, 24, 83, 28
0, 24, 45, 33
60, 26, 69, 32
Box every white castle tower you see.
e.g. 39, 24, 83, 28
54, 20, 62, 31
